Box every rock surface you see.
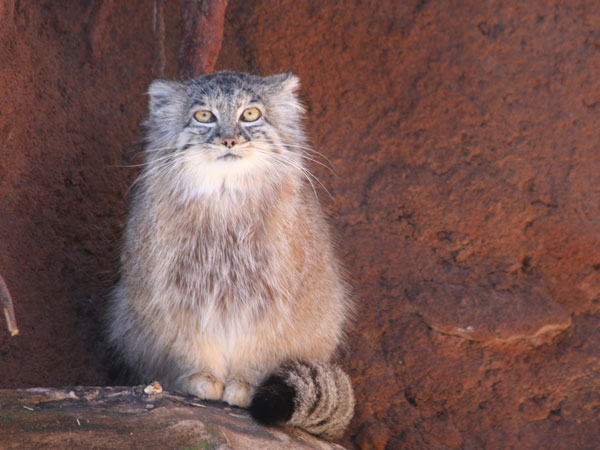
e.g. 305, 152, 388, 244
0, 386, 342, 449
216, 1, 600, 448
1, 0, 599, 449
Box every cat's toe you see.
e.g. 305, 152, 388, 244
223, 377, 253, 407
180, 372, 224, 400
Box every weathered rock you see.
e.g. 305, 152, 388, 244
216, 1, 600, 448
406, 281, 572, 344
0, 386, 343, 449
178, 0, 229, 77
0, 0, 184, 389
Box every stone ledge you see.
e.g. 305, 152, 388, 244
0, 385, 345, 450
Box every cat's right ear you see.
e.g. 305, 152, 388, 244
265, 72, 300, 96
147, 79, 184, 119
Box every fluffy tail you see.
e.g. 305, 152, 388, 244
248, 361, 355, 441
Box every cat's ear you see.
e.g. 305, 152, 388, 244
148, 79, 185, 118
263, 73, 305, 144
266, 72, 300, 95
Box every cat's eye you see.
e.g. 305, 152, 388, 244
241, 107, 262, 122
193, 110, 215, 123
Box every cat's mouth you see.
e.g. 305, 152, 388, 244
218, 153, 242, 160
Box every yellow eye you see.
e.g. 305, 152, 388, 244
193, 110, 215, 123
241, 107, 262, 122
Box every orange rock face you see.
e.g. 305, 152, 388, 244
216, 1, 600, 448
1, 1, 599, 448
0, 0, 183, 387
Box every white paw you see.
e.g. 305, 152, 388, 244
222, 378, 254, 407
180, 372, 224, 400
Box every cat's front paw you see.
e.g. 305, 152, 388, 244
223, 377, 254, 407
180, 372, 224, 401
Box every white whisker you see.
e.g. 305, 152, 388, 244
250, 139, 337, 175
112, 152, 177, 169
254, 149, 334, 201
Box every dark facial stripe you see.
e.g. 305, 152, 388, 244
239, 127, 252, 141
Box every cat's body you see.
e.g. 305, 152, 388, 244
107, 72, 354, 440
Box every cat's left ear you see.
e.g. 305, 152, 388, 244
148, 79, 185, 118
264, 72, 305, 131
267, 72, 300, 95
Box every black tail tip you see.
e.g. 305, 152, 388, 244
248, 373, 296, 426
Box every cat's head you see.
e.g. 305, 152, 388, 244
142, 72, 308, 198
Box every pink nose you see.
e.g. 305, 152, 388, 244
222, 138, 237, 148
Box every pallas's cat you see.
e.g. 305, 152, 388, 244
107, 72, 354, 440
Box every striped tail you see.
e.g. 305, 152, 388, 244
248, 361, 355, 441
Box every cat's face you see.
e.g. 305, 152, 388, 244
143, 72, 306, 198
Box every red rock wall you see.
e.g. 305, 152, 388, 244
0, 0, 182, 386
220, 1, 600, 448
1, 1, 599, 448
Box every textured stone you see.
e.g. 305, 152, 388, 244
0, 386, 343, 449
0, 0, 183, 387
215, 1, 600, 448
406, 281, 572, 344
353, 421, 390, 450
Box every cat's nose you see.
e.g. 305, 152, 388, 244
222, 138, 237, 148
